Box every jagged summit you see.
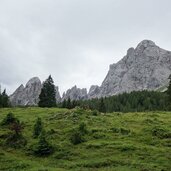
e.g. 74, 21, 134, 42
88, 85, 100, 99
62, 85, 87, 101
98, 40, 171, 97
10, 77, 61, 106
25, 77, 41, 87
137, 40, 156, 48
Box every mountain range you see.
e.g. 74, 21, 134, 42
10, 40, 171, 106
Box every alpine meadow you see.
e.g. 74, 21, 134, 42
1, 0, 171, 171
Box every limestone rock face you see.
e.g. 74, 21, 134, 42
10, 77, 42, 106
98, 40, 171, 97
9, 84, 25, 106
62, 86, 88, 101
88, 85, 100, 99
10, 77, 61, 106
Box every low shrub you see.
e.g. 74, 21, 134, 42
152, 127, 171, 139
5, 133, 27, 148
32, 132, 54, 157
1, 112, 17, 126
70, 131, 85, 145
78, 122, 88, 135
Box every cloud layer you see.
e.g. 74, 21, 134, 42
0, 0, 171, 95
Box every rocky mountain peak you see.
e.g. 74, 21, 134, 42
9, 40, 171, 104
25, 77, 41, 88
97, 40, 171, 97
10, 77, 61, 106
136, 40, 156, 48
17, 84, 25, 91
62, 85, 87, 101
88, 85, 100, 99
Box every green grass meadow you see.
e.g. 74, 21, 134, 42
0, 107, 171, 171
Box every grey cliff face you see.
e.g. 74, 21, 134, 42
10, 77, 61, 106
98, 40, 171, 97
10, 77, 42, 106
88, 85, 100, 99
62, 85, 88, 101
9, 84, 25, 106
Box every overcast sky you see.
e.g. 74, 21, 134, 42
0, 0, 171, 95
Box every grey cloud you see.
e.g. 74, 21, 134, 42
0, 0, 171, 94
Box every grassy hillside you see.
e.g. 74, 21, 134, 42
0, 108, 171, 171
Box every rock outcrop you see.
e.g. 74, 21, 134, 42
10, 77, 42, 106
97, 40, 171, 97
10, 77, 61, 106
62, 85, 88, 101
88, 85, 100, 99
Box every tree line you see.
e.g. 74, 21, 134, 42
59, 90, 170, 112
59, 75, 171, 112
1, 74, 171, 112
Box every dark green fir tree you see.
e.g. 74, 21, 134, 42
38, 75, 56, 107
2, 89, 10, 107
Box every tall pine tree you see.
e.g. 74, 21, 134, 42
0, 88, 10, 108
2, 89, 10, 107
38, 75, 56, 107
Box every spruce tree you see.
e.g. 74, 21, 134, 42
1, 112, 17, 126
33, 131, 53, 156
38, 75, 56, 107
2, 89, 9, 107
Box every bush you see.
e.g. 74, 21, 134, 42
1, 112, 17, 126
5, 119, 26, 148
152, 127, 171, 139
78, 122, 88, 135
120, 128, 130, 135
5, 133, 27, 148
92, 110, 99, 116
70, 131, 85, 145
32, 131, 54, 156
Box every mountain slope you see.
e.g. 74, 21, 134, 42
98, 40, 171, 97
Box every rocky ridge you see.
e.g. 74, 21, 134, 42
10, 77, 42, 106
10, 40, 171, 105
10, 77, 61, 106
62, 86, 87, 101
98, 40, 171, 97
